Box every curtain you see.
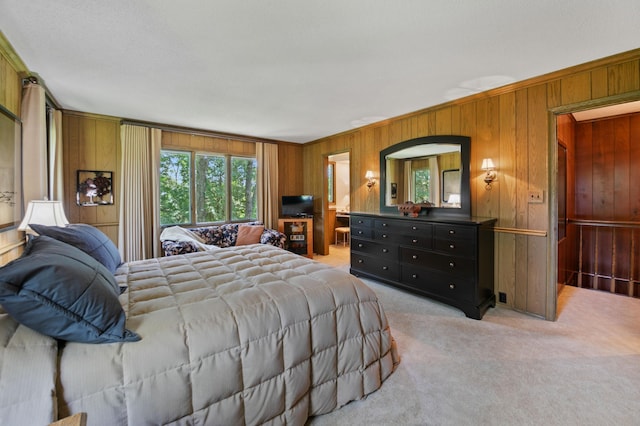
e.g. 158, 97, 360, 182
256, 142, 279, 229
118, 124, 161, 262
21, 82, 47, 208
48, 108, 64, 201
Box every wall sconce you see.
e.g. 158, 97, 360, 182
481, 158, 497, 190
365, 170, 376, 191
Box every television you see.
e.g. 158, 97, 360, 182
281, 195, 314, 217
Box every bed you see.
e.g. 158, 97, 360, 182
0, 225, 398, 425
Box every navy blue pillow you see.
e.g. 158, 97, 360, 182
29, 223, 122, 273
0, 236, 140, 344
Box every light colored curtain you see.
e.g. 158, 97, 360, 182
118, 124, 161, 262
429, 156, 440, 206
48, 108, 64, 201
21, 82, 47, 208
256, 142, 279, 229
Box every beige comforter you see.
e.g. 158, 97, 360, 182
45, 244, 397, 425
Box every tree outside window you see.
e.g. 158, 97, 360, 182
160, 150, 257, 226
413, 168, 431, 203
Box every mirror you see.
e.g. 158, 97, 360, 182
380, 135, 470, 217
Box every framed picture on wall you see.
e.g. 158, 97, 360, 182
76, 170, 113, 206
0, 105, 22, 232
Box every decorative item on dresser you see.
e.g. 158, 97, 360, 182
350, 212, 497, 319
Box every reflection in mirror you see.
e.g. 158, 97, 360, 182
384, 144, 461, 208
380, 135, 470, 218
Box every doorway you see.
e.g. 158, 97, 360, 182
554, 100, 640, 318
323, 151, 350, 255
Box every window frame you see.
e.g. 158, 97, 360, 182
160, 148, 257, 227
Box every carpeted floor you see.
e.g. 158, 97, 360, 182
309, 246, 640, 425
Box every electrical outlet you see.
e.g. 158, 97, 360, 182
528, 190, 543, 203
499, 292, 507, 303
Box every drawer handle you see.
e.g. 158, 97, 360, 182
358, 243, 363, 248
382, 248, 388, 253
382, 223, 388, 227
412, 255, 418, 260
412, 274, 418, 279
382, 234, 388, 238
358, 259, 364, 263
449, 244, 455, 249
412, 239, 418, 243
448, 229, 455, 235
449, 283, 455, 289
412, 226, 417, 230
449, 262, 455, 268
382, 266, 389, 271
358, 220, 364, 224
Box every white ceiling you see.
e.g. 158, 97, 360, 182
1, 1, 639, 143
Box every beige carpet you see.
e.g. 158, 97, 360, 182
309, 249, 640, 425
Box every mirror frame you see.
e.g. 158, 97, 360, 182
380, 135, 471, 218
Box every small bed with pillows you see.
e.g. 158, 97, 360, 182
0, 223, 398, 425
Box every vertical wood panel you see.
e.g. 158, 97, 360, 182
561, 72, 591, 105
630, 115, 640, 221
607, 60, 640, 95
575, 123, 593, 218
613, 117, 630, 220
526, 84, 549, 317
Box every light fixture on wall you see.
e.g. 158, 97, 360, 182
365, 170, 376, 191
18, 199, 69, 235
481, 158, 497, 190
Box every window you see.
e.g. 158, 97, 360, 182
160, 150, 257, 226
413, 168, 431, 203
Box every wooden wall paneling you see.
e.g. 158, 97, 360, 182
416, 111, 430, 137
547, 79, 562, 110
475, 96, 500, 219
561, 71, 592, 105
278, 143, 304, 199
575, 122, 593, 218
458, 102, 477, 214
607, 60, 640, 96
591, 67, 608, 99
613, 117, 631, 220
435, 107, 453, 135
525, 83, 549, 317
592, 120, 615, 219
630, 115, 640, 222
77, 117, 97, 225
95, 119, 119, 225
497, 92, 517, 304
513, 88, 529, 311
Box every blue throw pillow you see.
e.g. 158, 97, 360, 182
29, 223, 122, 273
0, 236, 140, 344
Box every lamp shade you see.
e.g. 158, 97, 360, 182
447, 194, 461, 204
18, 200, 70, 232
481, 158, 495, 170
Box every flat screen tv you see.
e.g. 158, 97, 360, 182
281, 195, 314, 217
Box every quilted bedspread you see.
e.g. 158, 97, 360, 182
53, 244, 398, 425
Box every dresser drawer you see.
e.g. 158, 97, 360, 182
401, 247, 475, 279
398, 233, 432, 249
351, 253, 400, 281
351, 238, 396, 260
351, 216, 373, 228
351, 227, 372, 239
434, 224, 475, 241
401, 266, 475, 303
433, 237, 475, 257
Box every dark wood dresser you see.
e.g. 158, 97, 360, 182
350, 213, 497, 319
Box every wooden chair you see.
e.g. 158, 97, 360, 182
334, 227, 350, 246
